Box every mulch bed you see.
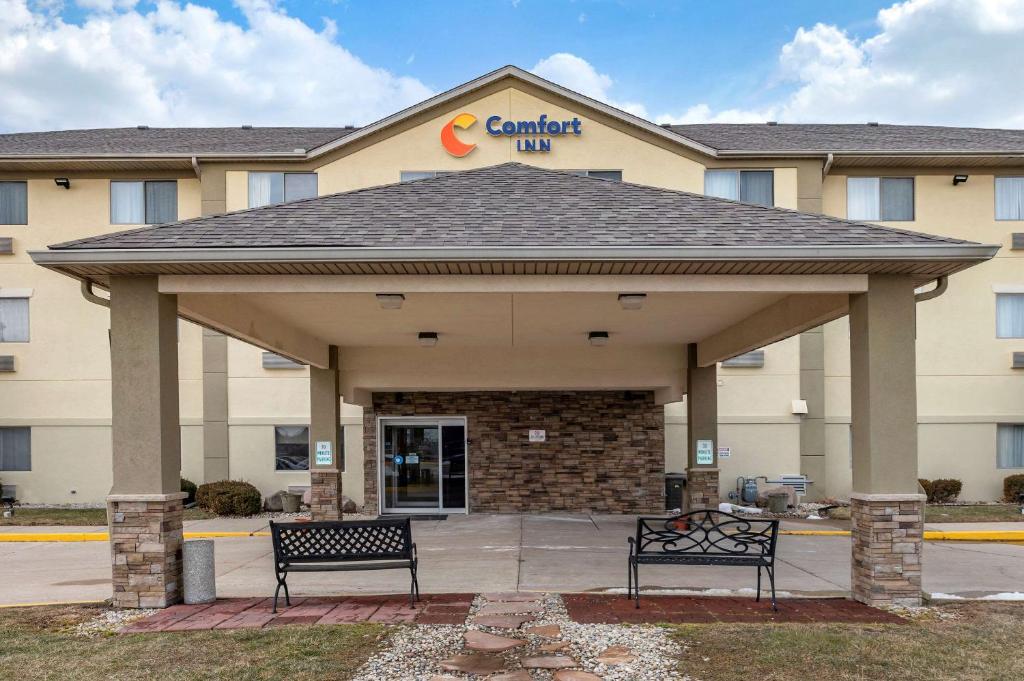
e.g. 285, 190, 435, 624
562, 594, 907, 624
120, 594, 474, 632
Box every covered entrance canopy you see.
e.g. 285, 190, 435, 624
31, 162, 997, 609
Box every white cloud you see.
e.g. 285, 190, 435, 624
0, 0, 433, 131
531, 53, 649, 118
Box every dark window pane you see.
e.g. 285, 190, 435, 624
740, 171, 774, 206
441, 425, 466, 509
145, 181, 177, 224
587, 170, 622, 181
275, 425, 309, 471
284, 173, 317, 201
880, 177, 914, 221
0, 427, 30, 471
0, 182, 27, 225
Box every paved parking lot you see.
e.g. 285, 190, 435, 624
3, 513, 1024, 605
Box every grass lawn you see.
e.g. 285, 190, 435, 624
925, 504, 1024, 523
672, 602, 1024, 681
0, 604, 387, 681
0, 507, 216, 526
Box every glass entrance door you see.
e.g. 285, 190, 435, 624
381, 418, 467, 513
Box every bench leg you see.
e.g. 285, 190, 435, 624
756, 566, 762, 602
626, 558, 632, 602
633, 561, 641, 609
273, 573, 286, 614
766, 565, 778, 611
409, 562, 420, 609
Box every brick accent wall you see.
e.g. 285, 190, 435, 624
850, 493, 924, 607
364, 391, 664, 514
685, 468, 720, 511
310, 469, 344, 520
108, 493, 186, 608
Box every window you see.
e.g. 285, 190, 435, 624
722, 350, 765, 368
248, 172, 317, 207
997, 293, 1024, 338
0, 298, 29, 342
0, 427, 30, 471
110, 181, 177, 224
569, 170, 622, 181
996, 177, 1024, 220
0, 182, 27, 225
275, 426, 309, 471
847, 177, 914, 221
400, 171, 450, 182
704, 170, 773, 206
998, 424, 1024, 469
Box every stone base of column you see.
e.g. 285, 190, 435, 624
850, 493, 924, 607
685, 468, 720, 511
310, 468, 344, 520
108, 492, 186, 609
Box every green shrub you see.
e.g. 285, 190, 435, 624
196, 480, 262, 516
1004, 474, 1024, 503
180, 478, 197, 505
918, 478, 933, 499
927, 478, 963, 504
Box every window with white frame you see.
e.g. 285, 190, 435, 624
399, 171, 450, 182
996, 177, 1024, 220
847, 177, 914, 221
704, 170, 774, 206
248, 172, 317, 207
274, 426, 309, 471
0, 182, 27, 225
998, 424, 1024, 469
0, 427, 30, 471
569, 170, 623, 181
110, 181, 177, 224
996, 293, 1024, 338
0, 298, 29, 342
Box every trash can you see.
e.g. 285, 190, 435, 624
183, 539, 217, 605
768, 491, 789, 514
281, 492, 301, 513
665, 473, 686, 511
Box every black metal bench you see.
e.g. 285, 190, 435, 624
627, 509, 780, 609
269, 517, 419, 613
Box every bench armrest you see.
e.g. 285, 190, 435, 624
411, 542, 418, 561
627, 536, 636, 557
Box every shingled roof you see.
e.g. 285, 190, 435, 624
52, 162, 975, 250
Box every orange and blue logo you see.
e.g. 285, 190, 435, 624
440, 113, 477, 157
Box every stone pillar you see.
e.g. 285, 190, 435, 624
685, 343, 719, 511
849, 274, 924, 607
108, 275, 185, 608
309, 345, 343, 520
202, 329, 230, 483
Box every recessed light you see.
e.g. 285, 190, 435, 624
376, 293, 405, 310
418, 332, 438, 347
588, 331, 609, 346
618, 293, 646, 310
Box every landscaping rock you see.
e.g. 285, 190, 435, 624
477, 602, 546, 616
474, 614, 535, 628
483, 592, 545, 602
526, 624, 561, 638
438, 654, 505, 675
555, 672, 604, 681
521, 655, 577, 669
265, 490, 287, 512
540, 641, 571, 652
463, 630, 526, 652
489, 672, 533, 681
595, 645, 636, 665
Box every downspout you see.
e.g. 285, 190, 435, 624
822, 152, 834, 179
914, 275, 948, 303
80, 280, 110, 308
191, 155, 202, 179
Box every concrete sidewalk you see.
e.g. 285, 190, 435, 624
3, 513, 1024, 606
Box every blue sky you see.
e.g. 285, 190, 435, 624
4, 0, 1024, 131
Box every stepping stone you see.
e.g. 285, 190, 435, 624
464, 630, 527, 652
428, 677, 461, 681
437, 654, 505, 675
525, 624, 561, 638
477, 603, 546, 616
595, 645, 636, 665
540, 641, 571, 652
474, 614, 535, 628
483, 592, 545, 603
521, 656, 576, 669
490, 672, 533, 681
555, 672, 603, 681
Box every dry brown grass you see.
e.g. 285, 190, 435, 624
672, 602, 1024, 681
0, 507, 215, 526
0, 604, 388, 681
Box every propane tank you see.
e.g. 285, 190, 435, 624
741, 477, 759, 504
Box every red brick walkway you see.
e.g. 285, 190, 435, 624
562, 594, 907, 624
119, 594, 474, 632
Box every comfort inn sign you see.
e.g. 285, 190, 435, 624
441, 112, 583, 156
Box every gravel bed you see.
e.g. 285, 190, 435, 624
76, 608, 157, 637
350, 624, 465, 681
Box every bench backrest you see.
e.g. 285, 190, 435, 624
634, 510, 778, 558
270, 517, 413, 564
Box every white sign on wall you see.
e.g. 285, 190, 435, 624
696, 439, 715, 465
529, 429, 547, 443
718, 446, 732, 459
406, 454, 420, 464
314, 441, 333, 466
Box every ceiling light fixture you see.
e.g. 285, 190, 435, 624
376, 293, 405, 310
54, 178, 70, 190
418, 332, 438, 347
588, 331, 609, 347
618, 293, 647, 310
953, 174, 969, 186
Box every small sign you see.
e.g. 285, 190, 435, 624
393, 454, 404, 466
314, 441, 333, 466
696, 439, 715, 465
529, 429, 546, 443
718, 446, 732, 459
406, 454, 420, 464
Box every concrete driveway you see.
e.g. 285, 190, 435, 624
3, 513, 1024, 605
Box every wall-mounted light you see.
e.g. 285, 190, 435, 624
54, 178, 70, 190
376, 293, 405, 310
953, 174, 969, 186
617, 293, 647, 310
588, 331, 609, 347
418, 331, 438, 347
